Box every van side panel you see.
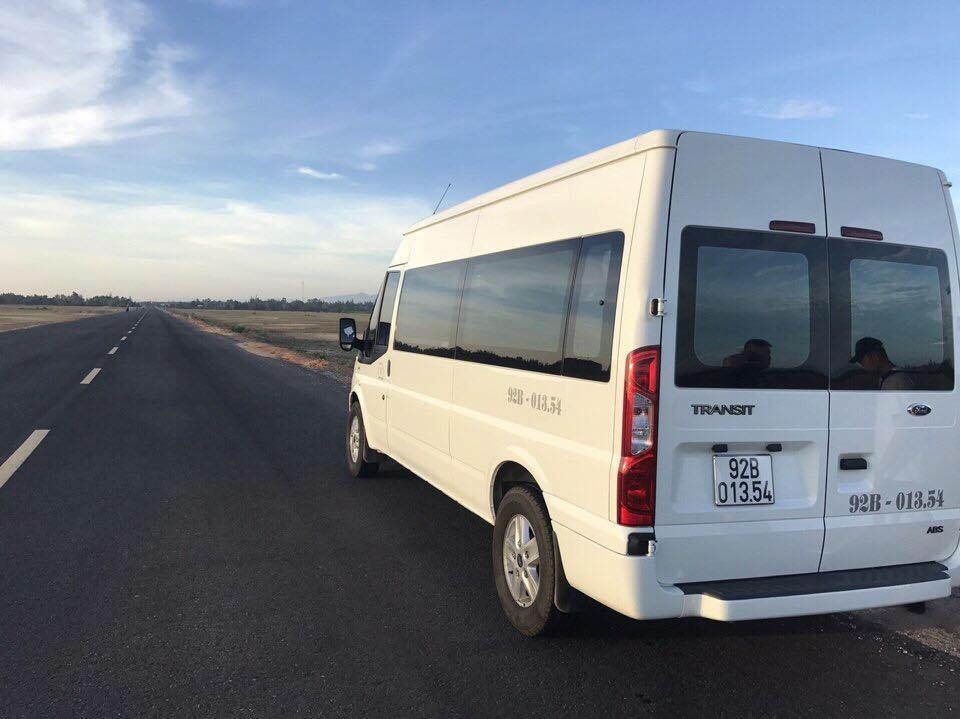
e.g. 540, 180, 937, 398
448, 154, 647, 523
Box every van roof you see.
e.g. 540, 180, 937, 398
404, 129, 682, 235
404, 129, 949, 236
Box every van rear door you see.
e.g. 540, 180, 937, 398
819, 150, 960, 571
655, 133, 830, 584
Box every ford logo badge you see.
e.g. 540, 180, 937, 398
907, 403, 932, 417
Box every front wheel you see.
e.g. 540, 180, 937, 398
346, 403, 379, 478
492, 486, 559, 636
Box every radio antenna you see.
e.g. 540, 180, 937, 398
433, 183, 452, 214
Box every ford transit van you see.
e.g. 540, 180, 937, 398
339, 130, 960, 636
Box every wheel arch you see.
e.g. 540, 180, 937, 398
489, 445, 554, 517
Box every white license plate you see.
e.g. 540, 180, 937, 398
713, 455, 775, 506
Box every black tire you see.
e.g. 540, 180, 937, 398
493, 485, 559, 636
346, 403, 379, 478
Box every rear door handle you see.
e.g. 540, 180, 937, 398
839, 457, 868, 471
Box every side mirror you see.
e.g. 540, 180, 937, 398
339, 317, 358, 351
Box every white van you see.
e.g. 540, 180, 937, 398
339, 130, 960, 636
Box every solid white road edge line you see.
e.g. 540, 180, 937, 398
81, 368, 102, 385
0, 430, 50, 490
109, 347, 118, 355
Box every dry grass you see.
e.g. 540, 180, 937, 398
169, 308, 369, 379
0, 305, 122, 333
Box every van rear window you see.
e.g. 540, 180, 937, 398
675, 227, 954, 392
830, 240, 954, 391
675, 226, 829, 389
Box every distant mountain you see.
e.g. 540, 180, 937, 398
320, 292, 377, 303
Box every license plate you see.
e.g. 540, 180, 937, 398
713, 455, 775, 506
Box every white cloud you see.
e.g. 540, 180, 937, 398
352, 140, 406, 170
0, 0, 195, 151
297, 166, 343, 181
738, 98, 839, 120
360, 140, 405, 159
0, 189, 430, 299
906, 112, 930, 120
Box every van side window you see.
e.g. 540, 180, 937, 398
563, 232, 624, 381
393, 260, 465, 357
457, 239, 579, 374
675, 226, 829, 389
376, 272, 400, 346
829, 240, 954, 391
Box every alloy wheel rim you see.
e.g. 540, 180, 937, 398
502, 514, 540, 607
349, 416, 361, 463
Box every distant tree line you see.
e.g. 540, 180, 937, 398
0, 292, 136, 307
167, 297, 374, 313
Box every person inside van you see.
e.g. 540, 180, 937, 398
722, 338, 772, 386
850, 336, 915, 391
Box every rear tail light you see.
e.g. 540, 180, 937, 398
618, 346, 659, 526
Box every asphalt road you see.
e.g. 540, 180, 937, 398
1, 308, 957, 717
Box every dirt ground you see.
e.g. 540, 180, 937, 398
168, 307, 369, 380
0, 305, 122, 333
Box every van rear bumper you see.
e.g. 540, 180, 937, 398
553, 522, 957, 622
678, 563, 951, 621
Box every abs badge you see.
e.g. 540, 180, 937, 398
907, 403, 932, 417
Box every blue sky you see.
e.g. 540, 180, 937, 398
1, 1, 958, 300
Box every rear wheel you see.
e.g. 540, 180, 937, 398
346, 403, 379, 478
493, 486, 559, 636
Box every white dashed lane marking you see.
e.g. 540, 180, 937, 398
0, 430, 50, 490
108, 347, 118, 355
120, 337, 127, 342
80, 368, 102, 385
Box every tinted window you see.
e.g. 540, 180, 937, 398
457, 239, 579, 373
393, 261, 465, 357
676, 226, 828, 389
830, 240, 954, 391
365, 279, 385, 345
563, 232, 624, 381
376, 272, 400, 346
